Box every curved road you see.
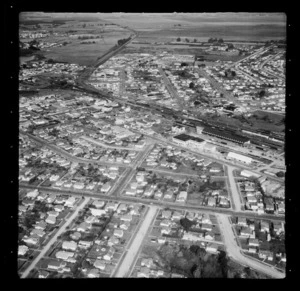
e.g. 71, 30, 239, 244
216, 213, 285, 279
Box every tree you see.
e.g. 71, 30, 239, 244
185, 38, 190, 43
179, 217, 194, 231
193, 38, 197, 43
189, 82, 195, 89
276, 171, 285, 178
217, 251, 228, 277
176, 37, 181, 42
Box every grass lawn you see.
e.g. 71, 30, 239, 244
18, 259, 27, 271
150, 227, 161, 238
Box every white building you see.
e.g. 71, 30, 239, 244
227, 152, 252, 164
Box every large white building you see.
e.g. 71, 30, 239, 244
227, 152, 252, 164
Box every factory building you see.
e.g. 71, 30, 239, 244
227, 152, 252, 164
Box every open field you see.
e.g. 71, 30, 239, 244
20, 14, 131, 66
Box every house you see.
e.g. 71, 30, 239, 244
55, 251, 74, 261
30, 229, 45, 238
205, 231, 215, 240
130, 205, 140, 215
120, 221, 131, 230
79, 240, 93, 248
240, 227, 254, 238
70, 232, 82, 241
37, 193, 48, 201
108, 236, 120, 246
103, 247, 115, 261
35, 220, 47, 230
182, 231, 203, 242
46, 194, 56, 203
23, 236, 39, 245
26, 189, 39, 199
248, 247, 257, 254
87, 268, 100, 278
93, 200, 105, 208
94, 259, 106, 270
157, 237, 167, 244
22, 199, 35, 207
144, 186, 154, 197
161, 227, 172, 235
237, 217, 247, 226
54, 196, 66, 204
38, 270, 50, 278
260, 221, 270, 233
120, 214, 132, 222
154, 191, 163, 199
163, 190, 174, 201
201, 223, 213, 232
201, 214, 212, 224
137, 267, 150, 278
65, 197, 76, 207
54, 205, 64, 212
62, 241, 78, 251
141, 258, 153, 268
113, 229, 124, 238
248, 238, 259, 247
18, 245, 29, 256
176, 191, 187, 203
277, 202, 285, 214
19, 205, 28, 213
117, 203, 128, 214
206, 243, 219, 254
172, 211, 183, 220
161, 210, 172, 219
273, 222, 284, 235
126, 189, 136, 196
219, 197, 230, 206
186, 212, 195, 221
258, 250, 274, 261
211, 190, 220, 196
90, 208, 106, 217
101, 182, 112, 193
85, 215, 98, 224
207, 197, 216, 207
105, 201, 119, 211
77, 222, 92, 232
45, 215, 56, 225
48, 260, 66, 270
160, 219, 172, 227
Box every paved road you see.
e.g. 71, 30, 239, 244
82, 136, 143, 151
216, 213, 285, 279
21, 197, 90, 278
21, 131, 131, 168
226, 165, 243, 212
144, 167, 199, 177
113, 205, 158, 277
19, 184, 285, 222
159, 67, 186, 109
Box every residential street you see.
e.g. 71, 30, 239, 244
113, 206, 158, 277
226, 165, 243, 211
21, 197, 90, 278
216, 213, 285, 279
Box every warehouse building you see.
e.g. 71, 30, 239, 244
202, 127, 250, 145
227, 152, 252, 164
172, 134, 205, 150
